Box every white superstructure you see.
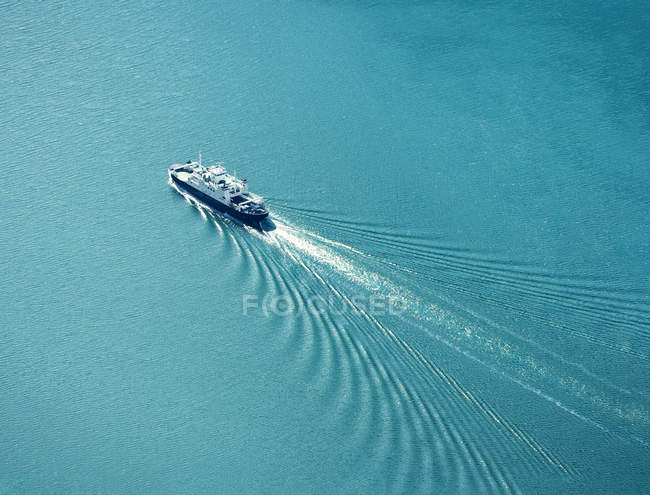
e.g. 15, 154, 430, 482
169, 156, 267, 217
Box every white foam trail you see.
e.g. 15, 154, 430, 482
262, 220, 575, 475
260, 215, 650, 449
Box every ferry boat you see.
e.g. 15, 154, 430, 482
169, 154, 269, 226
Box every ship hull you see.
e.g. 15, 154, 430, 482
170, 173, 269, 226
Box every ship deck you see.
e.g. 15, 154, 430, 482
174, 171, 192, 181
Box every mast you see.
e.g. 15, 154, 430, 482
199, 151, 202, 167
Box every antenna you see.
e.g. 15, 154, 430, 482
199, 151, 202, 166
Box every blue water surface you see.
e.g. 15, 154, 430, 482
1, 1, 649, 493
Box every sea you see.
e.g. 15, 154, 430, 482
1, 1, 649, 493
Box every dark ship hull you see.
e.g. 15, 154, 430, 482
171, 174, 269, 226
